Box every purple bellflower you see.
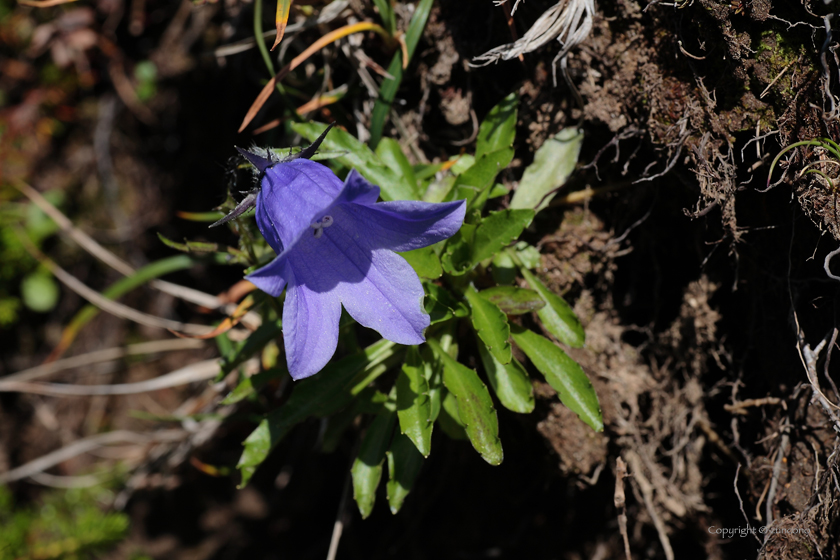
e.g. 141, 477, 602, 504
212, 127, 466, 380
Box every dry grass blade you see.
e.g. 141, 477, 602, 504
172, 295, 256, 339
14, 181, 260, 327
239, 21, 392, 132
16, 230, 216, 336
472, 0, 594, 66
494, 0, 524, 15
0, 358, 224, 396
4, 339, 206, 383
0, 430, 187, 484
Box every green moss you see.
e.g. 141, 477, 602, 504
0, 484, 131, 560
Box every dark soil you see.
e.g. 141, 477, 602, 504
4, 0, 840, 559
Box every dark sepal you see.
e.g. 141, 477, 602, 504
291, 122, 336, 161
236, 147, 274, 173
209, 190, 259, 228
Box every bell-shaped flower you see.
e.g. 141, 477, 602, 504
216, 131, 465, 380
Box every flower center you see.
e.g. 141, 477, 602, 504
310, 215, 334, 238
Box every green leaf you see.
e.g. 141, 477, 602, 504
488, 183, 509, 199
237, 339, 398, 486
156, 232, 248, 263
59, 255, 197, 353
21, 271, 58, 312
372, 0, 396, 34
221, 367, 286, 405
221, 319, 283, 376
351, 412, 396, 518
396, 347, 433, 456
425, 282, 469, 319
478, 286, 545, 315
369, 0, 433, 147
414, 162, 444, 181
464, 286, 511, 364
476, 93, 518, 159
376, 137, 419, 197
514, 241, 542, 269
428, 339, 503, 465
423, 175, 456, 203
291, 122, 416, 201
386, 433, 425, 513
399, 246, 442, 279
437, 389, 468, 440
520, 267, 585, 348
450, 154, 476, 175
477, 341, 534, 414
491, 251, 517, 285
322, 387, 392, 453
510, 128, 583, 211
440, 222, 477, 275
472, 209, 534, 265
454, 148, 514, 209
511, 327, 602, 431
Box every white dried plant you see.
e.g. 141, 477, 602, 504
473, 0, 595, 84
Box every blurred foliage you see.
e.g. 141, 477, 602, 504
0, 484, 130, 560
0, 189, 63, 326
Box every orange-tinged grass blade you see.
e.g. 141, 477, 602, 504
271, 0, 293, 51
254, 119, 283, 135
190, 456, 228, 477
297, 94, 340, 115
240, 21, 391, 132
397, 33, 409, 69
176, 211, 225, 222
254, 96, 341, 133
219, 279, 257, 305
173, 294, 256, 340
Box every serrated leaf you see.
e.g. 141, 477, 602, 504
477, 341, 534, 414
376, 137, 419, 197
520, 267, 585, 348
465, 286, 511, 364
292, 122, 417, 201
396, 347, 433, 456
237, 339, 397, 485
352, 412, 396, 518
472, 209, 534, 266
428, 340, 503, 465
510, 128, 583, 212
441, 222, 476, 275
399, 246, 442, 279
478, 286, 545, 315
511, 326, 602, 432
386, 433, 425, 514
476, 93, 518, 159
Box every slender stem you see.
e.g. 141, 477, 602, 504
254, 0, 275, 75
